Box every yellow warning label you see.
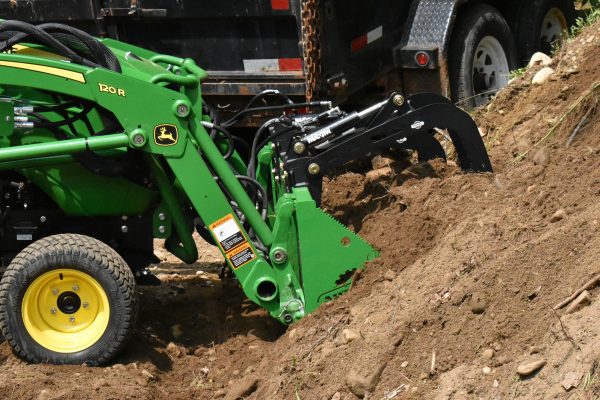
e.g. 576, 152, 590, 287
209, 214, 257, 270
209, 214, 247, 254
226, 242, 256, 269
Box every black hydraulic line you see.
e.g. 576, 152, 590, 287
30, 103, 94, 129
221, 101, 329, 128
0, 21, 97, 68
211, 124, 235, 159
36, 23, 121, 72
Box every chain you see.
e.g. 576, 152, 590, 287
301, 0, 322, 102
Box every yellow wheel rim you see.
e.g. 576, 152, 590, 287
22, 269, 110, 353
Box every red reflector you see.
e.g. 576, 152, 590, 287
271, 0, 289, 10
415, 52, 430, 67
278, 58, 303, 71
351, 35, 368, 52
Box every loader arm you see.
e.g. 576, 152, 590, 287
0, 20, 492, 328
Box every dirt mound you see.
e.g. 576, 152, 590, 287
0, 19, 599, 400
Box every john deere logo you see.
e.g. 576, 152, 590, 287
154, 124, 178, 146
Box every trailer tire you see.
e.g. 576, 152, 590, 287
449, 4, 519, 109
513, 0, 576, 62
0, 234, 137, 366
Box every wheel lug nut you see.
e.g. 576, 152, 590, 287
69, 317, 75, 323
50, 308, 57, 314
72, 285, 79, 292
82, 302, 89, 309
52, 288, 59, 295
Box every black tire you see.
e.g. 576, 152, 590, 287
449, 4, 519, 110
513, 0, 576, 62
0, 234, 137, 365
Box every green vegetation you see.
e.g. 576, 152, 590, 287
509, 67, 528, 79
571, 2, 600, 37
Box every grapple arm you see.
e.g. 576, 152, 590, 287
279, 93, 493, 202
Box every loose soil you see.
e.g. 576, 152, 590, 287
1, 20, 599, 400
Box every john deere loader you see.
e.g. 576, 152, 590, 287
0, 20, 492, 365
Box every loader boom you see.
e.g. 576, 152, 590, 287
0, 20, 491, 364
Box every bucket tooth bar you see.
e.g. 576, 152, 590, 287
279, 92, 493, 202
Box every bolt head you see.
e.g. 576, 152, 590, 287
272, 249, 287, 263
69, 316, 75, 323
121, 225, 128, 233
393, 94, 405, 107
176, 104, 189, 117
72, 285, 79, 292
52, 288, 59, 295
82, 302, 89, 309
158, 212, 166, 221
308, 163, 321, 175
293, 142, 306, 154
158, 226, 166, 234
40, 215, 47, 223
133, 134, 145, 145
50, 308, 57, 314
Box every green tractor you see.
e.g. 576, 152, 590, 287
0, 20, 492, 365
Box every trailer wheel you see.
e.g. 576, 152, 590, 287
513, 0, 575, 61
449, 4, 519, 109
0, 234, 137, 365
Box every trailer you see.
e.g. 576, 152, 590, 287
0, 0, 575, 118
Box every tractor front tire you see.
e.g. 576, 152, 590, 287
0, 234, 137, 365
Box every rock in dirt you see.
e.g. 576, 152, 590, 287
346, 362, 386, 398
339, 328, 361, 345
550, 209, 567, 223
166, 342, 186, 358
331, 392, 342, 400
371, 155, 395, 170
401, 361, 409, 368
288, 328, 302, 341
517, 359, 546, 377
561, 371, 583, 391
529, 52, 553, 68
37, 390, 51, 400
214, 388, 227, 398
383, 269, 396, 281
565, 290, 592, 314
492, 355, 512, 368
482, 349, 494, 360
366, 166, 393, 183
482, 366, 492, 375
532, 67, 555, 85
532, 146, 550, 166
470, 293, 487, 314
141, 369, 156, 380
224, 376, 259, 400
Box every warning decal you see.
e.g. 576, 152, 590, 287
227, 243, 256, 269
209, 214, 256, 269
210, 214, 246, 253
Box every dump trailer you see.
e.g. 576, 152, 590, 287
0, 20, 491, 364
0, 0, 576, 115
